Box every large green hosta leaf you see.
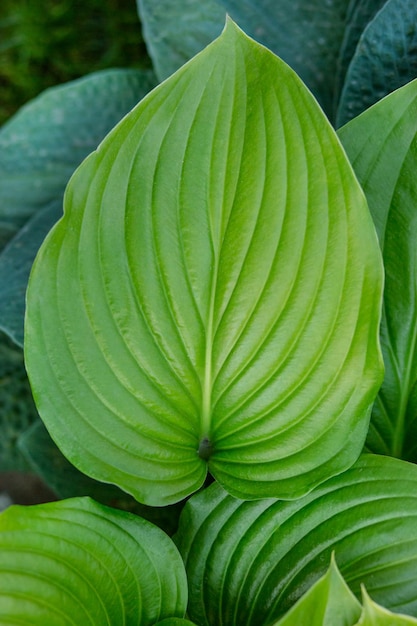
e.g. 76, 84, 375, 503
0, 497, 188, 624
175, 455, 417, 626
25, 20, 383, 506
338, 78, 417, 460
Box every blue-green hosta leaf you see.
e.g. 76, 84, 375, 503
337, 0, 417, 126
333, 0, 387, 118
174, 455, 417, 626
0, 201, 61, 346
355, 590, 417, 625
25, 20, 383, 506
272, 554, 361, 626
0, 68, 156, 244
137, 0, 376, 117
0, 497, 188, 625
338, 79, 417, 460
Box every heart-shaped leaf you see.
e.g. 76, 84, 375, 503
174, 455, 417, 626
0, 497, 188, 624
337, 0, 417, 126
25, 19, 383, 506
272, 554, 361, 626
338, 78, 417, 460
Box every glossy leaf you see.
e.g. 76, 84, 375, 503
272, 554, 361, 626
137, 0, 377, 117
0, 497, 188, 625
337, 0, 417, 126
338, 78, 417, 460
174, 455, 417, 626
354, 590, 417, 625
25, 20, 383, 505
0, 333, 37, 472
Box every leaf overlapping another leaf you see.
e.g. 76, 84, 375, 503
338, 77, 417, 461
25, 20, 384, 505
175, 455, 417, 626
0, 497, 188, 625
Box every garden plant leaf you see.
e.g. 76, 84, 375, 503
25, 20, 383, 505
137, 0, 380, 117
0, 68, 156, 346
337, 0, 417, 126
0, 497, 188, 625
271, 554, 361, 626
174, 455, 417, 626
0, 68, 156, 233
17, 419, 184, 536
338, 78, 417, 460
0, 201, 60, 346
354, 589, 417, 625
0, 333, 38, 472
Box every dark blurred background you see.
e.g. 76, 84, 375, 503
0, 0, 151, 126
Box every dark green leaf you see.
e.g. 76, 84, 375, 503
0, 201, 61, 346
25, 20, 383, 505
175, 455, 417, 626
0, 497, 188, 624
137, 0, 374, 117
0, 334, 37, 472
0, 68, 156, 242
338, 78, 417, 460
333, 0, 387, 118
337, 0, 417, 126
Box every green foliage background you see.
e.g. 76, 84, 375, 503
0, 0, 151, 126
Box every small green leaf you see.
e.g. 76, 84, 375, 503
0, 497, 188, 625
174, 455, 417, 626
337, 0, 417, 126
272, 554, 361, 626
338, 78, 417, 460
25, 20, 383, 505
354, 589, 417, 625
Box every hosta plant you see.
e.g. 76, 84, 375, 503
1, 2, 417, 624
